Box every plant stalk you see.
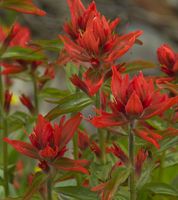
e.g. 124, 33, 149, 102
47, 175, 52, 200
128, 121, 136, 200
31, 72, 39, 115
0, 67, 9, 197
96, 90, 106, 164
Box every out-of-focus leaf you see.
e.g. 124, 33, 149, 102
115, 187, 129, 200
89, 161, 113, 185
136, 164, 154, 189
39, 87, 70, 99
23, 172, 47, 200
145, 182, 178, 197
146, 116, 168, 131
163, 152, 178, 168
45, 92, 93, 121
32, 39, 63, 51
0, 0, 46, 16
6, 111, 33, 134
54, 186, 98, 200
159, 136, 178, 152
125, 60, 156, 72
1, 47, 45, 61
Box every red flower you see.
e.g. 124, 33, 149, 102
61, 15, 142, 68
157, 44, 178, 76
0, 0, 46, 16
19, 94, 35, 114
91, 66, 178, 128
4, 113, 88, 174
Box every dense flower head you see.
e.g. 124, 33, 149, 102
64, 0, 99, 40
4, 113, 88, 173
91, 66, 178, 127
157, 44, 178, 76
60, 0, 142, 72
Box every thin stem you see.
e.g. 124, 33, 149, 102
96, 90, 106, 164
128, 121, 136, 200
72, 67, 82, 185
31, 72, 39, 115
0, 67, 9, 197
73, 132, 81, 185
47, 175, 52, 200
3, 115, 9, 197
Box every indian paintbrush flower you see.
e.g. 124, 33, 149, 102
4, 113, 88, 174
157, 44, 178, 77
91, 66, 178, 128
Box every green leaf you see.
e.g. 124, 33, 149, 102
32, 39, 63, 51
0, 0, 45, 16
39, 87, 70, 99
159, 136, 178, 153
145, 182, 178, 197
89, 161, 113, 185
146, 116, 168, 131
54, 186, 99, 200
163, 152, 178, 168
45, 92, 93, 121
23, 172, 47, 200
1, 47, 45, 61
6, 111, 33, 134
125, 60, 156, 72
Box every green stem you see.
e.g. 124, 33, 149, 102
47, 175, 52, 200
73, 132, 81, 185
0, 67, 9, 197
128, 121, 136, 200
31, 72, 39, 115
72, 67, 82, 185
3, 115, 9, 197
96, 90, 106, 164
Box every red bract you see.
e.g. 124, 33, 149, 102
78, 130, 90, 151
70, 72, 103, 96
0, 0, 46, 16
157, 44, 178, 76
4, 90, 13, 113
64, 0, 98, 40
4, 113, 88, 174
107, 143, 129, 165
135, 149, 148, 176
19, 94, 35, 114
91, 66, 178, 127
0, 23, 30, 48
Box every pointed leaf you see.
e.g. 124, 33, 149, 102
45, 92, 93, 121
145, 182, 178, 197
55, 186, 98, 200
1, 47, 45, 61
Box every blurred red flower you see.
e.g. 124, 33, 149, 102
157, 44, 178, 76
